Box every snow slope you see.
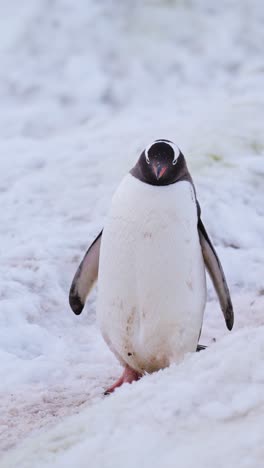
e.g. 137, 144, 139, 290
1, 1, 264, 466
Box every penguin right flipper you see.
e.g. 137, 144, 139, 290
69, 231, 102, 315
198, 217, 234, 331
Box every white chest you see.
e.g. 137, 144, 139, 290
97, 175, 206, 372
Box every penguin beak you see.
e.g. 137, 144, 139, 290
153, 162, 167, 180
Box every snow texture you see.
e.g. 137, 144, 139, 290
0, 1, 264, 467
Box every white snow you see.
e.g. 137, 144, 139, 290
1, 1, 264, 467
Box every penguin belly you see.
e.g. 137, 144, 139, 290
97, 174, 206, 374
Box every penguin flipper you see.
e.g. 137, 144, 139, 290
198, 218, 234, 330
69, 230, 102, 315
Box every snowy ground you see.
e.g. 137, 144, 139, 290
1, 1, 264, 467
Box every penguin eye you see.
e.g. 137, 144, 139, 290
145, 150, 150, 164
172, 150, 178, 165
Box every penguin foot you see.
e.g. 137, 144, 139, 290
196, 344, 207, 352
104, 365, 142, 395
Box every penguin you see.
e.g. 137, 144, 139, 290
69, 140, 234, 394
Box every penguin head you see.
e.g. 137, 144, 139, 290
131, 139, 187, 186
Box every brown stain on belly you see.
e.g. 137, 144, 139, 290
143, 231, 152, 239
186, 279, 193, 290
126, 306, 136, 333
124, 306, 138, 358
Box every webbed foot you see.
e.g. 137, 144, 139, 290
196, 344, 207, 352
104, 365, 142, 395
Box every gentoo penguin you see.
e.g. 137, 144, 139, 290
69, 140, 234, 394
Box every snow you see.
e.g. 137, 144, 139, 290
0, 0, 264, 467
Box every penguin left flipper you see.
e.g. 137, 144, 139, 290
198, 217, 234, 331
69, 230, 102, 315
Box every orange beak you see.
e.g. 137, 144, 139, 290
153, 162, 167, 180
